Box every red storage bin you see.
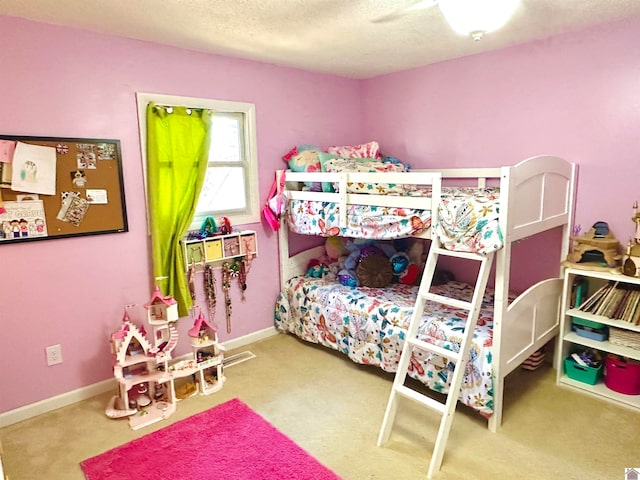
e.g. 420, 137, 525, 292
604, 355, 640, 395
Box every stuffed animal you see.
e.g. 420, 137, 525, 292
325, 236, 349, 261
337, 268, 359, 287
306, 263, 330, 278
287, 149, 322, 192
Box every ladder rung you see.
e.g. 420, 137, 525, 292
432, 247, 486, 261
395, 385, 446, 414
408, 338, 462, 363
422, 292, 473, 311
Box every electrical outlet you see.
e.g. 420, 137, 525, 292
46, 344, 63, 366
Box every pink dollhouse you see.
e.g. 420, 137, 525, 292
106, 287, 224, 430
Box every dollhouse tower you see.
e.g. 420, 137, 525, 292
144, 285, 179, 353
186, 310, 226, 395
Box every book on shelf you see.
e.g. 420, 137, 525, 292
593, 282, 620, 316
603, 287, 625, 318
577, 282, 612, 312
632, 296, 640, 325
618, 289, 638, 321
611, 288, 631, 320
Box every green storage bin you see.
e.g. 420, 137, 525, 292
572, 316, 606, 330
564, 357, 602, 385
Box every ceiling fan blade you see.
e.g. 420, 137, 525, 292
372, 0, 437, 23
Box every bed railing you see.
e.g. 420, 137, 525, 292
284, 171, 442, 228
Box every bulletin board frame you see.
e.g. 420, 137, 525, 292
0, 135, 128, 244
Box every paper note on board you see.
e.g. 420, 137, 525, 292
11, 142, 57, 195
0, 140, 16, 163
86, 189, 108, 204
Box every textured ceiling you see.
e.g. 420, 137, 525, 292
2, 0, 640, 79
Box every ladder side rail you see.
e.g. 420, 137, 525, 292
378, 176, 443, 447
427, 252, 494, 477
377, 272, 433, 446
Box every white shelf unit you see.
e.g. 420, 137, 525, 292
557, 267, 640, 410
182, 230, 258, 272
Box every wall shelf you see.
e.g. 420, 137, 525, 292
182, 230, 257, 271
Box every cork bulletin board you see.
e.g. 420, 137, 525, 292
0, 135, 128, 243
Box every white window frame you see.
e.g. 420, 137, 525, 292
136, 92, 260, 231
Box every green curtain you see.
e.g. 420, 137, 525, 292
146, 103, 212, 317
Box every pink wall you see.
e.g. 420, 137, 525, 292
0, 16, 363, 413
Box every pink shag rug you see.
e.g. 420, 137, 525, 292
81, 398, 341, 480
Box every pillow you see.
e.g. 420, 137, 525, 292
288, 150, 322, 192
326, 141, 380, 159
318, 152, 380, 192
356, 253, 393, 288
282, 144, 319, 162
323, 158, 408, 194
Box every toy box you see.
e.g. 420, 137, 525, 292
564, 356, 602, 385
604, 355, 640, 395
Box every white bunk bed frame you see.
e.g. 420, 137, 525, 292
277, 155, 577, 432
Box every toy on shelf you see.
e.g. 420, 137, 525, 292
105, 288, 225, 430
565, 221, 621, 269
622, 201, 640, 277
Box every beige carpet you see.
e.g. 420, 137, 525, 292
2, 333, 639, 479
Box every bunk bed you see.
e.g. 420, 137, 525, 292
274, 154, 577, 432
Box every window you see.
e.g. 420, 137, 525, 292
137, 93, 259, 230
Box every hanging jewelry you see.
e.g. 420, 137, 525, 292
188, 259, 197, 302
238, 259, 247, 298
221, 262, 233, 333
204, 264, 217, 323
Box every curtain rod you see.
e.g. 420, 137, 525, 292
151, 104, 205, 114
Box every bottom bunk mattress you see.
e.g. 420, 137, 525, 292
275, 276, 498, 417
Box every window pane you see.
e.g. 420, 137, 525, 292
210, 114, 242, 164
196, 166, 246, 213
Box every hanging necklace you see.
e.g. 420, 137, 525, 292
188, 262, 197, 302
204, 264, 217, 322
238, 259, 247, 299
221, 262, 232, 333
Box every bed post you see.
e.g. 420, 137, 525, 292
488, 165, 513, 433
553, 162, 578, 370
559, 162, 578, 270
276, 169, 290, 289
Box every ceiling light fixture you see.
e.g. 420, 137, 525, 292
438, 0, 521, 41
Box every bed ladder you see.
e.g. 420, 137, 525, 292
377, 244, 494, 479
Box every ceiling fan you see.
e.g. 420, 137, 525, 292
374, 0, 522, 41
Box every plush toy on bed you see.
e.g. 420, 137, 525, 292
336, 240, 363, 287
282, 145, 323, 192
375, 239, 421, 285
306, 260, 330, 278
325, 236, 349, 262
336, 240, 395, 288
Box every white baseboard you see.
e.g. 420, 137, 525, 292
0, 327, 279, 428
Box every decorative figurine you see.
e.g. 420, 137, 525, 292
566, 221, 621, 267
622, 202, 640, 277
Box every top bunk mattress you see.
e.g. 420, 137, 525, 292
286, 187, 503, 254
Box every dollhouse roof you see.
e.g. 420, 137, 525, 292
144, 285, 178, 308
188, 311, 217, 338
112, 319, 153, 364
144, 285, 177, 308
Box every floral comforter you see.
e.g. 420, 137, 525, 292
286, 187, 502, 254
275, 277, 497, 417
